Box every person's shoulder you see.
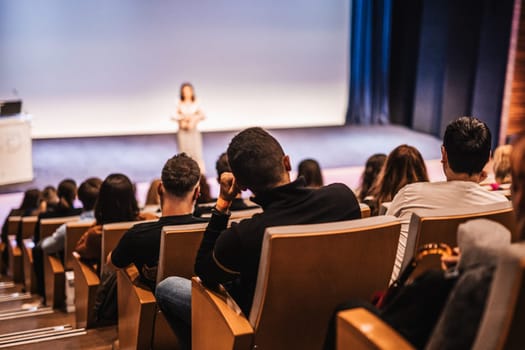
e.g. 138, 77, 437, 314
322, 183, 354, 196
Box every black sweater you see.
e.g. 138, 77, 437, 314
195, 178, 361, 315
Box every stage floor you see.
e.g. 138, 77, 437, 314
0, 124, 444, 222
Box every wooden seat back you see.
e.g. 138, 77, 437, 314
472, 242, 525, 350
250, 216, 401, 349
157, 223, 209, 283
21, 216, 38, 239
192, 216, 401, 350
100, 220, 156, 275
7, 216, 22, 235
359, 203, 371, 218
401, 201, 516, 273
65, 220, 95, 270
118, 222, 207, 350
40, 216, 80, 241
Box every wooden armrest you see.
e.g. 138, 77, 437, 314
72, 252, 99, 286
72, 251, 100, 328
117, 264, 156, 350
336, 308, 415, 350
191, 277, 254, 350
44, 254, 65, 308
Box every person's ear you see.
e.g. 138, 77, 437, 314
479, 170, 488, 183
283, 155, 292, 172
192, 185, 201, 202
157, 182, 164, 197
441, 146, 447, 164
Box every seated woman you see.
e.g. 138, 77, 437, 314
297, 158, 324, 188
357, 153, 387, 202
74, 173, 156, 268
1, 188, 41, 270
490, 144, 512, 191
368, 145, 429, 215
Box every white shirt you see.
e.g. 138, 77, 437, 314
386, 180, 508, 281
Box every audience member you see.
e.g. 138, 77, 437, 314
1, 188, 41, 270
144, 179, 161, 207
109, 154, 207, 290
369, 145, 429, 215
38, 186, 59, 213
74, 173, 155, 267
297, 158, 324, 188
34, 179, 82, 244
194, 153, 257, 216
491, 144, 512, 190
196, 175, 213, 204
33, 177, 102, 303
155, 127, 362, 349
357, 153, 386, 202
41, 177, 102, 256
386, 117, 508, 281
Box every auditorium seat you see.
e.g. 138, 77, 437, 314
43, 220, 96, 310
360, 203, 371, 218
117, 223, 208, 350
336, 242, 525, 350
37, 216, 81, 309
6, 216, 22, 282
191, 216, 401, 350
73, 220, 155, 328
399, 201, 516, 274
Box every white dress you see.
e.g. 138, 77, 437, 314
174, 100, 205, 173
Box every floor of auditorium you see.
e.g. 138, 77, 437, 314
0, 275, 117, 349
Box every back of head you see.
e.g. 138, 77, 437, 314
443, 116, 491, 176
95, 173, 138, 224
227, 127, 286, 192
297, 159, 323, 188
359, 153, 387, 202
372, 145, 428, 205
41, 186, 59, 206
57, 179, 77, 208
78, 177, 102, 211
161, 153, 201, 197
19, 188, 41, 211
215, 152, 231, 183
493, 144, 513, 184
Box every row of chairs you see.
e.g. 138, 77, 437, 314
2, 201, 518, 349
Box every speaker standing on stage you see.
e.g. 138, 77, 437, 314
172, 82, 206, 172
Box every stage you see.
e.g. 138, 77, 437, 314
0, 124, 445, 223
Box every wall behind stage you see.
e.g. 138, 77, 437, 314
0, 0, 350, 138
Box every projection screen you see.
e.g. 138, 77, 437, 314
0, 0, 350, 138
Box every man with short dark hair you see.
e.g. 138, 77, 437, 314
386, 116, 508, 280
156, 127, 361, 349
109, 153, 207, 289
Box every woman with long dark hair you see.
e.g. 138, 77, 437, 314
75, 173, 155, 264
369, 145, 429, 215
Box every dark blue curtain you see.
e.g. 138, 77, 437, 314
346, 0, 392, 125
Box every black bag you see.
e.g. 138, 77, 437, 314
93, 270, 118, 325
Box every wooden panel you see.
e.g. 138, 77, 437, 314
506, 0, 525, 136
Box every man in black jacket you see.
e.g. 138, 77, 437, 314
155, 127, 361, 349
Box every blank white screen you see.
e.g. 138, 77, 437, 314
0, 0, 350, 138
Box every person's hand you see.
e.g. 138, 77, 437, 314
441, 247, 460, 270
219, 172, 241, 202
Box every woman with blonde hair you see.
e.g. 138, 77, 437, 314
370, 145, 429, 215
491, 144, 512, 190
